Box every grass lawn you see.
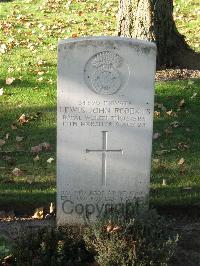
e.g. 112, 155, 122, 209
0, 0, 199, 213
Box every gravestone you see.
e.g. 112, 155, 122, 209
57, 36, 156, 225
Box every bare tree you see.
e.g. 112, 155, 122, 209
117, 0, 200, 69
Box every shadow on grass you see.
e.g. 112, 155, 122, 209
0, 79, 199, 213
150, 185, 200, 205
0, 191, 56, 215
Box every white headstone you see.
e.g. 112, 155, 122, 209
57, 36, 156, 224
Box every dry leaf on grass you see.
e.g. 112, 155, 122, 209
178, 99, 185, 108
12, 167, 22, 176
47, 157, 54, 163
106, 222, 121, 233
6, 77, 15, 85
0, 139, 6, 146
41, 142, 51, 150
154, 111, 160, 118
16, 136, 24, 142
106, 224, 113, 233
166, 110, 173, 116
18, 114, 28, 124
0, 88, 3, 96
153, 158, 160, 164
153, 132, 161, 140
178, 158, 185, 165
111, 226, 121, 233
32, 207, 44, 219
50, 202, 55, 214
31, 145, 42, 153
33, 155, 40, 161
170, 121, 180, 128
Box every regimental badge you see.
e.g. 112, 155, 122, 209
84, 51, 124, 95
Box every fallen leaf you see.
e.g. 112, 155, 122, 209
18, 114, 28, 124
37, 71, 44, 76
166, 110, 173, 116
0, 139, 6, 146
153, 158, 160, 164
16, 136, 24, 142
153, 132, 161, 140
31, 145, 42, 153
41, 142, 51, 151
178, 158, 185, 165
170, 121, 179, 128
47, 157, 54, 163
12, 167, 22, 176
33, 155, 40, 161
49, 202, 55, 214
0, 88, 3, 96
178, 99, 185, 108
111, 225, 121, 233
177, 142, 189, 150
6, 77, 15, 85
106, 224, 113, 233
32, 207, 43, 219
72, 33, 78, 38
7, 210, 15, 219
8, 67, 14, 73
0, 43, 7, 54
37, 77, 43, 82
154, 111, 160, 118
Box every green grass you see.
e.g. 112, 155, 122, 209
0, 0, 199, 212
151, 79, 200, 207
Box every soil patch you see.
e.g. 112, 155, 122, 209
156, 68, 200, 81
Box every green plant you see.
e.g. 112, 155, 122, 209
84, 209, 179, 265
12, 226, 94, 266
0, 236, 12, 261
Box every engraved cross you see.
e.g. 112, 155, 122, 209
86, 131, 123, 186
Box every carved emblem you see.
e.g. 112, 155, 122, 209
84, 51, 124, 95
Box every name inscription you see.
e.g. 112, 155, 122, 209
59, 100, 151, 128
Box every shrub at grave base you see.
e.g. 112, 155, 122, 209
84, 209, 179, 265
11, 210, 178, 265
12, 227, 95, 266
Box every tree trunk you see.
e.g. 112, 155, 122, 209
117, 0, 200, 69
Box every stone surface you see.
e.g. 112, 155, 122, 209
57, 36, 156, 224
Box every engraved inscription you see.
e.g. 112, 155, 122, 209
84, 51, 124, 95
59, 100, 152, 128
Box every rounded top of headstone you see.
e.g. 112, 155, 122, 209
58, 36, 157, 52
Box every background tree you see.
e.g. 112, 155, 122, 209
117, 0, 200, 69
